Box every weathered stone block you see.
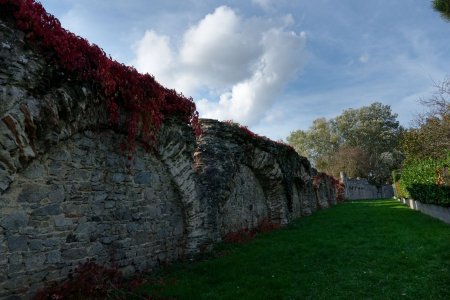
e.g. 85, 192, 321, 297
61, 248, 87, 260
100, 236, 117, 245
53, 215, 72, 228
7, 263, 23, 274
111, 173, 125, 183
46, 250, 61, 264
28, 239, 43, 251
24, 253, 45, 271
18, 184, 49, 202
48, 188, 66, 203
104, 201, 115, 209
134, 171, 152, 184
42, 238, 60, 248
0, 169, 13, 192
7, 253, 23, 264
7, 235, 28, 251
1, 212, 28, 231
48, 160, 64, 177
31, 203, 61, 216
22, 163, 45, 179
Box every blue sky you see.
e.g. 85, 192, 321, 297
38, 0, 450, 140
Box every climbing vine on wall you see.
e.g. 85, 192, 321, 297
223, 120, 296, 152
0, 0, 201, 155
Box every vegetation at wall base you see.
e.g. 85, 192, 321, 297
129, 200, 450, 299
33, 260, 125, 300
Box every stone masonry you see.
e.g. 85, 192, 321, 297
340, 172, 394, 200
0, 16, 338, 298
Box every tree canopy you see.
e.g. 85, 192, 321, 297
287, 102, 403, 185
287, 118, 340, 171
400, 79, 450, 161
433, 0, 450, 21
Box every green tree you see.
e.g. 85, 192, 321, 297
433, 0, 450, 21
287, 102, 403, 185
335, 102, 402, 161
326, 145, 371, 178
400, 79, 450, 161
371, 150, 404, 185
287, 118, 340, 171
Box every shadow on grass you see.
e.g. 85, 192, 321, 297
134, 198, 450, 300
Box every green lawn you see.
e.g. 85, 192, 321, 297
134, 199, 450, 299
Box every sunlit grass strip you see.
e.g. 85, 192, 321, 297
135, 199, 450, 299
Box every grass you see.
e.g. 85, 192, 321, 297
133, 199, 450, 299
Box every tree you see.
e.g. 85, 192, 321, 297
433, 0, 450, 21
400, 79, 450, 161
287, 102, 403, 185
287, 118, 340, 170
370, 150, 404, 185
326, 145, 371, 178
335, 102, 402, 161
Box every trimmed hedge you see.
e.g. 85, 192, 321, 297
397, 152, 450, 206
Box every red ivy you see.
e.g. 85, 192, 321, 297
223, 218, 280, 244
1, 0, 201, 154
312, 173, 327, 191
224, 120, 295, 152
33, 260, 124, 300
223, 228, 256, 244
331, 176, 345, 203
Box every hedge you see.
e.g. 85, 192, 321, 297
397, 152, 450, 206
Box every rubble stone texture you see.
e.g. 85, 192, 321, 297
0, 17, 337, 298
340, 173, 394, 200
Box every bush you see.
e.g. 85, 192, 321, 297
398, 152, 450, 206
392, 169, 407, 198
33, 260, 124, 300
223, 219, 280, 244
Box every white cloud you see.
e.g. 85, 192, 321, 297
133, 30, 175, 84
178, 6, 261, 91
133, 6, 307, 126
197, 28, 307, 124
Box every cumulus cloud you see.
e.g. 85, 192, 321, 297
133, 6, 307, 126
133, 30, 175, 84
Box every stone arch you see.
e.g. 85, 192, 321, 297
248, 148, 290, 225
0, 129, 188, 296
217, 164, 269, 235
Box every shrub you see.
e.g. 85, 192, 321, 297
334, 180, 345, 203
223, 219, 280, 244
223, 228, 256, 244
398, 152, 450, 206
391, 169, 407, 199
33, 260, 124, 300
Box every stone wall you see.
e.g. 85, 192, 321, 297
340, 172, 394, 200
0, 17, 337, 298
